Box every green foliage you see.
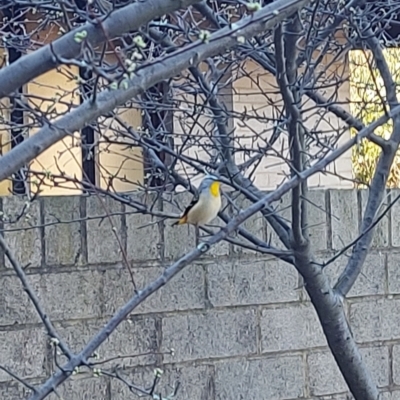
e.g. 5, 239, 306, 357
350, 49, 400, 188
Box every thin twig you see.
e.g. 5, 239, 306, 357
0, 235, 73, 359
0, 365, 37, 393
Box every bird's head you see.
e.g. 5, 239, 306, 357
200, 175, 220, 197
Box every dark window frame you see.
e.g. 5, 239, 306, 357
4, 5, 27, 195
79, 66, 97, 190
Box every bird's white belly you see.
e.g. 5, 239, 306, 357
187, 195, 221, 225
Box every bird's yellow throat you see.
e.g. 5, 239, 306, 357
210, 181, 220, 197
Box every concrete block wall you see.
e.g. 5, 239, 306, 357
0, 189, 400, 399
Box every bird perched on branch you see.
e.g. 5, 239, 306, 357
172, 176, 222, 227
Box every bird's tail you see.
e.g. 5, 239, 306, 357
171, 216, 187, 226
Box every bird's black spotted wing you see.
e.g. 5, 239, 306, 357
171, 192, 198, 226
181, 193, 198, 217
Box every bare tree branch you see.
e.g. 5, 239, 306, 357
295, 247, 380, 400
0, 0, 202, 99
0, 0, 311, 184
274, 18, 305, 245
195, 0, 366, 133
113, 116, 293, 261
1, 2, 400, 399
28, 100, 400, 400
270, 11, 379, 398
149, 25, 294, 246
335, 21, 400, 296
0, 234, 73, 359
0, 364, 36, 393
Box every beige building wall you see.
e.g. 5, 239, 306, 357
233, 59, 353, 190
27, 66, 83, 195
0, 61, 11, 195
97, 106, 143, 192
0, 98, 11, 196
173, 65, 217, 189
97, 52, 144, 193
0, 20, 144, 195
0, 48, 12, 195
173, 57, 354, 192
27, 69, 144, 195
0, 21, 356, 196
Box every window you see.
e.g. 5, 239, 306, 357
0, 16, 144, 196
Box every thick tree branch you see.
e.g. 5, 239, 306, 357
151, 31, 293, 245
28, 105, 399, 400
187, 63, 293, 246
274, 18, 306, 245
276, 19, 384, 391
363, 28, 398, 110
273, 13, 380, 397
112, 116, 293, 262
0, 0, 202, 99
335, 23, 400, 296
170, 172, 294, 262
195, 0, 367, 133
0, 0, 311, 189
295, 246, 379, 400
148, 28, 234, 164
192, 0, 371, 252
227, 172, 292, 248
